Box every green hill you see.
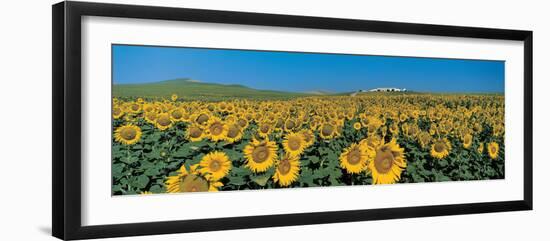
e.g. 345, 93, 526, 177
113, 78, 311, 100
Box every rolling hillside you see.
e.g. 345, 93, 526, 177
113, 79, 311, 100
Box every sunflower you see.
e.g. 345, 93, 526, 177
273, 154, 300, 187
389, 123, 399, 135
128, 102, 142, 114
353, 122, 362, 130
462, 133, 473, 149
429, 124, 437, 136
218, 101, 228, 112
225, 115, 237, 124
237, 117, 249, 129
284, 118, 297, 132
225, 123, 244, 143
170, 108, 185, 122
368, 139, 406, 184
405, 124, 420, 138
493, 124, 504, 137
319, 123, 336, 139
282, 132, 307, 157
274, 117, 284, 131
417, 131, 432, 149
340, 143, 373, 174
431, 138, 452, 159
243, 138, 278, 172
226, 103, 236, 113
477, 142, 485, 154
114, 124, 142, 145
181, 111, 192, 122
143, 111, 157, 124
143, 103, 156, 113
367, 118, 382, 136
185, 124, 205, 142
171, 94, 178, 101
257, 121, 272, 138
112, 106, 124, 119
140, 191, 153, 195
199, 151, 232, 181
155, 112, 173, 130
299, 129, 315, 148
194, 111, 211, 126
488, 142, 499, 159
206, 117, 228, 141
165, 164, 223, 193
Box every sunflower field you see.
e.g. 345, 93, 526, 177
111, 94, 504, 195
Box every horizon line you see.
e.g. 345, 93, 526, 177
113, 78, 504, 94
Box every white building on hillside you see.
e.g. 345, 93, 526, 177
366, 87, 407, 92
350, 87, 407, 96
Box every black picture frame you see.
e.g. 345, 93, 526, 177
52, 1, 533, 240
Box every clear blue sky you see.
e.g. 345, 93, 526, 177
113, 45, 504, 93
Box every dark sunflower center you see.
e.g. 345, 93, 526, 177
209, 160, 221, 172
146, 112, 156, 120
491, 146, 497, 153
347, 148, 362, 165
189, 127, 202, 138
227, 125, 239, 138
321, 125, 334, 136
275, 119, 284, 128
374, 148, 395, 174
180, 174, 209, 192
260, 125, 269, 133
113, 108, 121, 115
278, 159, 291, 175
158, 116, 171, 126
434, 142, 446, 152
172, 110, 182, 119
286, 120, 295, 129
252, 146, 269, 163
238, 119, 247, 128
131, 104, 140, 111
120, 128, 136, 140
288, 137, 301, 150
196, 114, 209, 124
210, 123, 223, 135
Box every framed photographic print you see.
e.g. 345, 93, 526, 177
52, 1, 533, 240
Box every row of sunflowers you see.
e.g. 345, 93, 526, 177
111, 94, 504, 195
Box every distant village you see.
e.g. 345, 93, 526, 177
349, 87, 407, 96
